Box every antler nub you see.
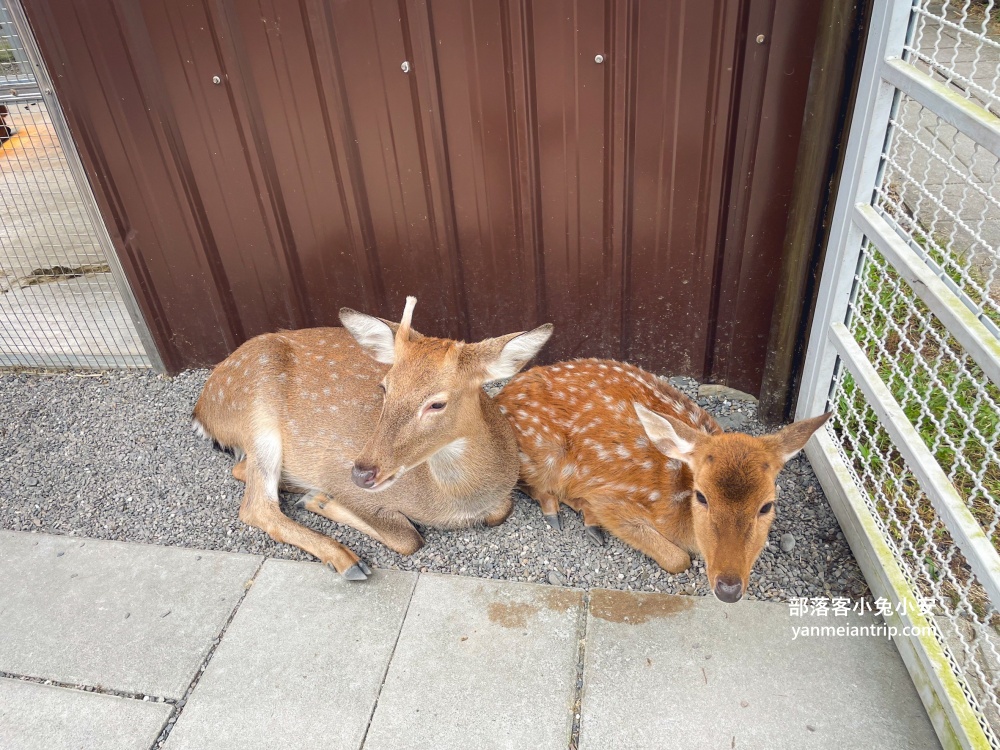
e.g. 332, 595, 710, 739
396, 296, 417, 344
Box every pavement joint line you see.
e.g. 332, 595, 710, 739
567, 590, 591, 750
150, 554, 268, 750
358, 570, 421, 750
0, 670, 170, 705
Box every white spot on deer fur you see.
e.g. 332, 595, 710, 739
650, 490, 661, 502
561, 463, 575, 479
565, 364, 574, 369
616, 445, 631, 459
642, 459, 654, 470
323, 388, 331, 396
612, 366, 622, 373
277, 373, 287, 383
635, 436, 649, 449
519, 452, 529, 464
499, 405, 508, 415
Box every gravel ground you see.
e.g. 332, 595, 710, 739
0, 369, 868, 602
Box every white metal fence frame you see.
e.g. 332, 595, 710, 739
1, 0, 161, 370
799, 1, 1000, 748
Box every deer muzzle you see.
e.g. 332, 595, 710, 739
713, 574, 744, 604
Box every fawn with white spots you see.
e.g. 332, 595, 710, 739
193, 297, 553, 580
495, 359, 830, 602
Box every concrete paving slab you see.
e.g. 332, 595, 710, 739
0, 530, 261, 699
363, 574, 584, 750
163, 560, 417, 750
578, 589, 940, 750
0, 677, 172, 750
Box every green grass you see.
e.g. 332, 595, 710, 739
0, 42, 15, 65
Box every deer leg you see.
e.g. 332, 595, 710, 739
296, 492, 424, 556
522, 486, 563, 531
609, 520, 691, 574
483, 493, 515, 527
581, 505, 606, 547
239, 455, 368, 580
232, 459, 301, 492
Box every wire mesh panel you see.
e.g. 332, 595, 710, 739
800, 1, 1000, 747
0, 0, 155, 370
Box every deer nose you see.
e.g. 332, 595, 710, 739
351, 463, 377, 489
714, 576, 744, 603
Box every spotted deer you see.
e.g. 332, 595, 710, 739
192, 297, 553, 580
495, 359, 830, 602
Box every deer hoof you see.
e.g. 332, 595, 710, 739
543, 514, 562, 531
341, 563, 369, 582
585, 525, 606, 546
357, 559, 372, 575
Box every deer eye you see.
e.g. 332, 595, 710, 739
759, 502, 774, 515
429, 402, 446, 411
695, 491, 708, 506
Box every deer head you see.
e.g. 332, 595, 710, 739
635, 404, 831, 603
340, 297, 553, 491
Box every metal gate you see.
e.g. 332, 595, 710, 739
799, 0, 1000, 747
0, 0, 157, 370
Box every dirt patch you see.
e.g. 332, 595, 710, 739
589, 589, 694, 624
541, 587, 582, 613
487, 601, 538, 629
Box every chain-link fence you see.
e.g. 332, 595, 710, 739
0, 0, 156, 370
801, 1, 1000, 747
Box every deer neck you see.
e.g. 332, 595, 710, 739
425, 395, 496, 493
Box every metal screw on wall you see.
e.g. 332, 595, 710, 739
594, 54, 605, 64
212, 75, 222, 85
756, 34, 766, 44
400, 61, 411, 73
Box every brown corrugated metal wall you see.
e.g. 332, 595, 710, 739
24, 0, 819, 395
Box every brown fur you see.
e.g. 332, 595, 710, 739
495, 359, 830, 601
192, 300, 552, 579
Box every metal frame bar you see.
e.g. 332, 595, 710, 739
4, 0, 164, 372
853, 204, 1000, 387
882, 56, 1000, 156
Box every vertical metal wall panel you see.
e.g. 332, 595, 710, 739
528, 0, 619, 363
24, 0, 822, 392
624, 0, 743, 376
711, 0, 823, 393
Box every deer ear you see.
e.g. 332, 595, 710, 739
339, 308, 395, 364
769, 411, 832, 463
634, 403, 703, 465
466, 324, 554, 381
